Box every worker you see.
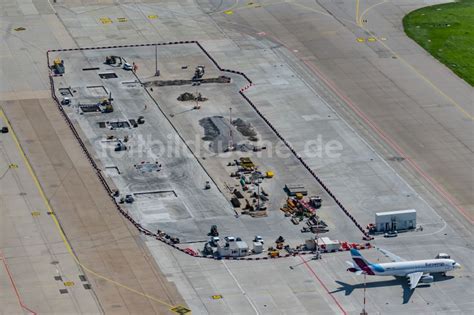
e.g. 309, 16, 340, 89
132, 62, 137, 72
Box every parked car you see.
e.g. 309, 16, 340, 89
384, 230, 398, 238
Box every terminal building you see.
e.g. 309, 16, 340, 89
375, 209, 416, 232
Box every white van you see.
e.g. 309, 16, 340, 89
435, 253, 450, 259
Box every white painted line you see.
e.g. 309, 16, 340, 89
222, 260, 260, 314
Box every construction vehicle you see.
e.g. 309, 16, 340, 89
275, 236, 285, 249
61, 97, 71, 105
239, 157, 255, 171
114, 141, 127, 152
52, 58, 65, 74
99, 98, 114, 113
124, 195, 134, 203
268, 249, 280, 258
265, 171, 274, 178
208, 225, 219, 237
105, 55, 123, 66
310, 196, 322, 209
254, 236, 264, 244
193, 65, 205, 80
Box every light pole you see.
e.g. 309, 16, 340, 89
154, 44, 160, 77
228, 107, 234, 151
361, 272, 368, 315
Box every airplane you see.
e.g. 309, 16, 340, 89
346, 248, 461, 289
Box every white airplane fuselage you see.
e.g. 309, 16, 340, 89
348, 248, 461, 289
373, 259, 458, 277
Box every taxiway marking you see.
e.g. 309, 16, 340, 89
0, 109, 183, 311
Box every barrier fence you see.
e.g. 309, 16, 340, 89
46, 41, 372, 262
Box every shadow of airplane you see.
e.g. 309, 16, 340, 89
331, 274, 454, 304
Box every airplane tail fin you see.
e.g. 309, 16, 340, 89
350, 248, 372, 270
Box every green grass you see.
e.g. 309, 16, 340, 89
403, 0, 474, 86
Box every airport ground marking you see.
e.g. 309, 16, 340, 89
99, 17, 113, 24
148, 15, 158, 19
0, 109, 181, 311
356, 0, 360, 26
277, 0, 474, 217
287, 0, 472, 120
222, 260, 260, 314
357, 0, 472, 120
298, 255, 347, 315
358, 0, 387, 26
296, 58, 474, 224
170, 305, 192, 314
216, 0, 239, 15
0, 252, 37, 314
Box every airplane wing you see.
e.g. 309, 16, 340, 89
377, 248, 406, 262
407, 272, 424, 290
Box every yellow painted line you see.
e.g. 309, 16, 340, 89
359, 32, 474, 121
99, 17, 113, 24
31, 211, 41, 217
358, 0, 387, 26
117, 17, 127, 22
217, 0, 239, 15
356, 0, 360, 26
356, 37, 365, 43
211, 294, 223, 300
0, 109, 180, 310
356, 0, 472, 120
290, 2, 332, 18
9, 163, 18, 168
147, 15, 158, 19
64, 281, 75, 287
367, 37, 376, 42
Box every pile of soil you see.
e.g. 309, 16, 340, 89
199, 117, 220, 141
233, 118, 258, 141
177, 92, 207, 102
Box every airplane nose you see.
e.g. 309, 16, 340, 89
454, 263, 461, 269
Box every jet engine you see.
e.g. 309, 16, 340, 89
421, 275, 434, 283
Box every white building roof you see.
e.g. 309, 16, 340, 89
319, 237, 339, 245
234, 241, 248, 249
376, 209, 416, 217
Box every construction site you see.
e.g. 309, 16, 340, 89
48, 43, 368, 259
